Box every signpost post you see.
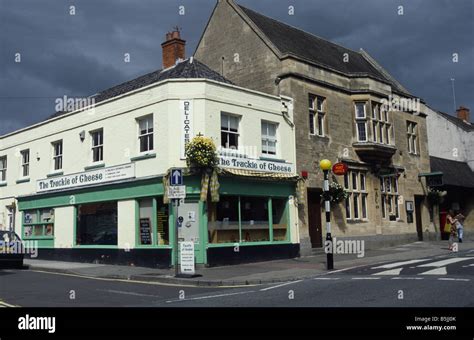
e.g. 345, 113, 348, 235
168, 168, 186, 277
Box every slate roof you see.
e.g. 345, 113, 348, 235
238, 5, 411, 95
47, 58, 232, 120
430, 156, 474, 188
437, 110, 474, 131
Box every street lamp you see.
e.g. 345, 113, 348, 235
319, 159, 334, 270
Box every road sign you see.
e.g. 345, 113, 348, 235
170, 168, 183, 186
168, 185, 186, 199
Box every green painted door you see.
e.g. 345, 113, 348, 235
177, 200, 205, 264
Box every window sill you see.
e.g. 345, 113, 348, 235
309, 134, 330, 142
131, 153, 156, 162
0, 182, 6, 187
16, 178, 30, 184
84, 163, 105, 171
259, 156, 286, 163
47, 171, 64, 178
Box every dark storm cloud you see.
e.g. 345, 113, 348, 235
1, 0, 472, 135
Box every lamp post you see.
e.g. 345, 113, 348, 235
320, 159, 334, 270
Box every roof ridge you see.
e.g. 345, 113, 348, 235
237, 4, 364, 57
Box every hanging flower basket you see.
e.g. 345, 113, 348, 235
185, 136, 219, 170
322, 181, 350, 205
427, 189, 447, 205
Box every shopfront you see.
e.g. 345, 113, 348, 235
16, 167, 300, 267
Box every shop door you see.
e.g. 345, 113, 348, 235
307, 189, 323, 248
414, 195, 423, 241
177, 201, 205, 264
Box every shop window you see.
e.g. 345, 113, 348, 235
156, 201, 169, 245
272, 198, 288, 241
20, 149, 29, 177
138, 115, 154, 153
76, 202, 117, 245
208, 196, 287, 244
91, 129, 104, 163
261, 121, 278, 155
0, 156, 6, 182
221, 113, 239, 149
208, 196, 240, 244
52, 140, 63, 171
138, 199, 153, 245
23, 208, 54, 238
137, 198, 170, 246
241, 197, 269, 242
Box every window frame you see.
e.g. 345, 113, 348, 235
261, 120, 278, 156
0, 156, 7, 182
370, 102, 391, 145
407, 121, 418, 155
52, 140, 63, 171
381, 175, 400, 220
22, 208, 55, 239
137, 115, 154, 153
20, 149, 30, 178
309, 94, 326, 137
220, 113, 240, 150
90, 129, 104, 163
345, 170, 368, 221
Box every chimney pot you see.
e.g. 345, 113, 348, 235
456, 106, 470, 123
161, 29, 186, 69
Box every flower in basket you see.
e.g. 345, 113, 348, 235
326, 181, 350, 204
185, 136, 219, 169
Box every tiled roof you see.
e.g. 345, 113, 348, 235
48, 58, 232, 119
238, 4, 411, 95
436, 110, 474, 131
430, 156, 474, 188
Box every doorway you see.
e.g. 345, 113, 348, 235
414, 195, 424, 241
307, 189, 323, 248
176, 200, 205, 264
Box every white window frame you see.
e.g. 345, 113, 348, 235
309, 95, 325, 137
381, 175, 400, 220
91, 129, 104, 163
261, 121, 278, 156
221, 113, 240, 150
371, 102, 391, 145
355, 102, 368, 142
407, 121, 418, 155
0, 156, 7, 182
137, 115, 154, 153
345, 170, 368, 221
20, 150, 30, 178
52, 140, 63, 171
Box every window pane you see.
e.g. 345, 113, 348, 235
156, 199, 169, 245
372, 103, 377, 119
385, 126, 390, 144
381, 196, 386, 218
76, 202, 118, 245
208, 196, 240, 243
372, 122, 377, 142
221, 114, 228, 129
317, 114, 324, 136
344, 173, 349, 189
357, 122, 367, 141
395, 196, 400, 219
229, 116, 239, 132
138, 199, 153, 245
40, 208, 54, 223
355, 103, 365, 118
316, 97, 324, 112
308, 95, 315, 109
353, 194, 359, 219
24, 210, 37, 224
360, 173, 366, 191
362, 194, 367, 219
241, 197, 269, 242
272, 198, 288, 241
352, 172, 357, 190
309, 112, 315, 134
379, 124, 383, 143
345, 196, 351, 219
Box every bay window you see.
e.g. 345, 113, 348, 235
355, 102, 367, 142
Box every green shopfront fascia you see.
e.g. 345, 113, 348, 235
17, 175, 299, 267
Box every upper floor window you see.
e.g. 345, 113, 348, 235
91, 129, 104, 163
0, 156, 6, 182
20, 150, 30, 178
407, 121, 418, 155
138, 115, 154, 153
261, 121, 278, 156
221, 113, 239, 149
309, 94, 325, 137
371, 103, 391, 145
344, 170, 368, 221
354, 102, 367, 142
52, 140, 63, 171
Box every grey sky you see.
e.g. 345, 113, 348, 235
1, 0, 473, 135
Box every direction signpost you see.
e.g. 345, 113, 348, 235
169, 168, 186, 277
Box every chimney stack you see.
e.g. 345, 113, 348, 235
456, 106, 470, 123
161, 28, 185, 69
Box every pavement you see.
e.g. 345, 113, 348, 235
22, 240, 474, 286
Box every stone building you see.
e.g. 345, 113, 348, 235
195, 0, 435, 253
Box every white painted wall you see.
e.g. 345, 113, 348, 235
117, 200, 136, 249
54, 206, 75, 248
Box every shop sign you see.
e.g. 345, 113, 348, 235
332, 162, 348, 176
180, 241, 195, 275
180, 100, 194, 159
218, 155, 295, 174
37, 163, 135, 193
139, 218, 152, 245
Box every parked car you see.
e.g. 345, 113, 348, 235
0, 230, 24, 269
